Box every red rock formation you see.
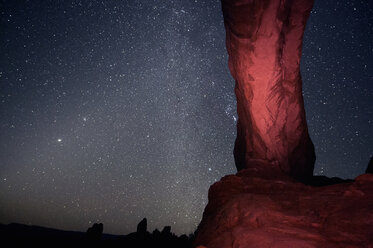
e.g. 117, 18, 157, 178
224, 0, 315, 181
194, 1, 373, 247
194, 167, 373, 248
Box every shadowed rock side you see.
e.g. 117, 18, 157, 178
224, 0, 315, 181
366, 156, 373, 174
194, 167, 373, 248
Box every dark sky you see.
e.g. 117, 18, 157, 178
0, 0, 372, 235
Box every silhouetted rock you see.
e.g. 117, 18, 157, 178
223, 0, 315, 182
136, 218, 147, 233
0, 221, 193, 248
86, 223, 103, 242
117, 220, 193, 248
366, 156, 373, 174
194, 169, 373, 247
152, 228, 160, 236
179, 234, 188, 242
0, 223, 107, 247
307, 175, 353, 187
161, 225, 171, 235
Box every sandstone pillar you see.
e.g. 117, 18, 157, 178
223, 0, 316, 181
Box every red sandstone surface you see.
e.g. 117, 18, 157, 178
194, 167, 373, 248
224, 0, 315, 181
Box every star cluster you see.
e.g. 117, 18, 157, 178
0, 0, 372, 235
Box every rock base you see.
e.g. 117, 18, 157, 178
194, 168, 373, 248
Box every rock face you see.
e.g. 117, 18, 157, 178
194, 2, 373, 247
194, 168, 373, 248
224, 0, 315, 181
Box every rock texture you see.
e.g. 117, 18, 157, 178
194, 1, 373, 247
224, 0, 315, 181
194, 166, 373, 248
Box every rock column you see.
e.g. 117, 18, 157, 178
223, 0, 316, 181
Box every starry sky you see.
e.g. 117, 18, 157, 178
0, 0, 372, 236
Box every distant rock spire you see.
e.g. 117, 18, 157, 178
136, 218, 147, 233
86, 223, 103, 242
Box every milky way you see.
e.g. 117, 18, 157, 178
0, 0, 372, 235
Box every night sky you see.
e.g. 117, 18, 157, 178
0, 0, 372, 235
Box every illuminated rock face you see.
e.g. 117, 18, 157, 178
194, 168, 373, 248
223, 0, 315, 181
